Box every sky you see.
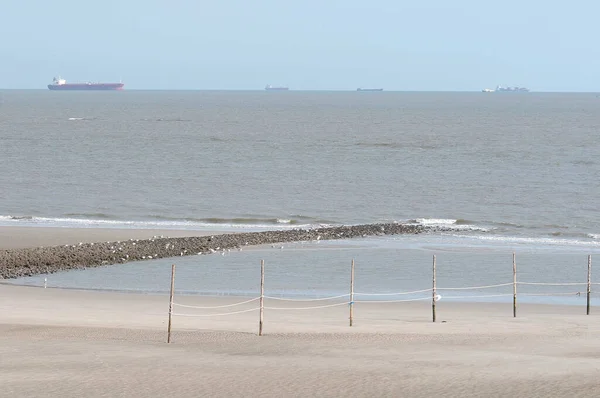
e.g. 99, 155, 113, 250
1, 0, 599, 91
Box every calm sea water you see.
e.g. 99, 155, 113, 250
2, 90, 600, 303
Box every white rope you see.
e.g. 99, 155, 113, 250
264, 302, 349, 310
263, 293, 350, 301
436, 282, 513, 291
438, 294, 513, 299
520, 292, 583, 297
354, 297, 432, 303
173, 297, 260, 309
172, 307, 259, 317
353, 288, 432, 296
518, 282, 588, 286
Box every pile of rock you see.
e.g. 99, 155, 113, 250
0, 222, 427, 279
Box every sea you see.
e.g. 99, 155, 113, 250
1, 89, 600, 306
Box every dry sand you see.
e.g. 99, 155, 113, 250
1, 284, 600, 398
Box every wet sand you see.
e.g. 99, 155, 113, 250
1, 284, 600, 397
0, 226, 221, 250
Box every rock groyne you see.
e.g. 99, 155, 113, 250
0, 223, 427, 279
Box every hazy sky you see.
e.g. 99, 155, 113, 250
2, 0, 598, 91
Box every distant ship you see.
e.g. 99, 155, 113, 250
47, 76, 124, 91
357, 88, 383, 92
482, 85, 529, 93
265, 84, 289, 91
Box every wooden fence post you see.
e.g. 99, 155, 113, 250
587, 255, 592, 315
432, 255, 437, 323
259, 259, 265, 336
513, 253, 517, 318
167, 264, 176, 343
350, 259, 355, 326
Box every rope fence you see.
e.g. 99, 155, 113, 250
263, 294, 350, 301
173, 297, 261, 309
165, 253, 596, 343
172, 307, 260, 317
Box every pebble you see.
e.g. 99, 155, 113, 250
0, 222, 438, 279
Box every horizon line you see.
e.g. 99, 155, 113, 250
2, 88, 600, 93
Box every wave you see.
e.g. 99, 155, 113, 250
3, 213, 597, 248
0, 214, 335, 231
6, 215, 34, 220
402, 217, 600, 248
67, 117, 98, 121
355, 142, 438, 150
64, 212, 114, 219
415, 218, 576, 233
407, 218, 490, 232
410, 218, 457, 226
140, 118, 192, 122
448, 233, 600, 248
146, 214, 335, 225
202, 217, 299, 225
454, 219, 474, 225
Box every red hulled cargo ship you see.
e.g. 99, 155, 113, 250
47, 76, 124, 91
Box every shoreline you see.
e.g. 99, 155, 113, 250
0, 225, 226, 250
0, 222, 428, 279
0, 283, 596, 331
3, 280, 593, 308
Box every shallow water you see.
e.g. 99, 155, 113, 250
8, 235, 600, 307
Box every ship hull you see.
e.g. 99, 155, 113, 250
357, 88, 383, 92
48, 83, 124, 91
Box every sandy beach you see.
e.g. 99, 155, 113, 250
2, 226, 600, 397
0, 226, 222, 250
1, 283, 600, 397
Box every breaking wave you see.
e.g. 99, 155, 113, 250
449, 233, 600, 248
407, 218, 490, 232
0, 214, 336, 231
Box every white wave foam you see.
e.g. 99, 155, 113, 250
588, 234, 600, 240
276, 219, 292, 224
0, 215, 315, 231
450, 233, 600, 248
408, 218, 489, 232
414, 218, 457, 225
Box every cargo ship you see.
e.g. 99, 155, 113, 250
47, 77, 124, 91
357, 88, 383, 92
482, 85, 529, 93
265, 84, 289, 91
